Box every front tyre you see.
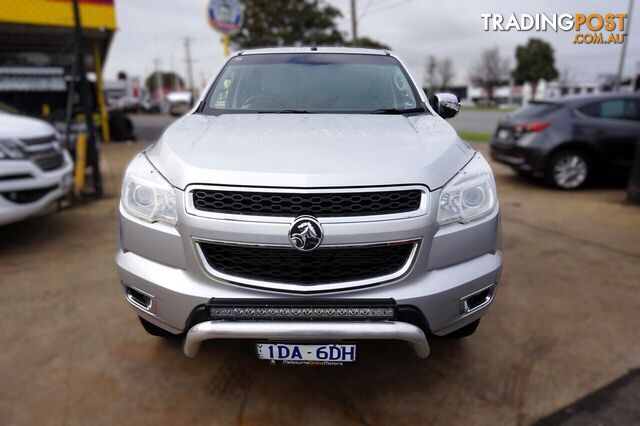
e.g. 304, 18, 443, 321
546, 150, 590, 189
139, 317, 179, 338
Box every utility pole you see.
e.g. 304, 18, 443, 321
153, 57, 163, 100
350, 0, 358, 44
615, 0, 634, 91
184, 37, 195, 98
71, 0, 102, 197
170, 53, 177, 91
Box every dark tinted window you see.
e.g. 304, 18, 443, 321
511, 102, 561, 119
203, 53, 421, 114
579, 99, 639, 121
632, 101, 640, 121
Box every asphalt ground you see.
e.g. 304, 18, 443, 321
1, 113, 639, 425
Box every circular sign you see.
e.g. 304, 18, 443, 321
288, 216, 324, 252
207, 0, 243, 35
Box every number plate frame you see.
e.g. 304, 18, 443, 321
256, 342, 357, 364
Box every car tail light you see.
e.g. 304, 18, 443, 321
513, 121, 550, 139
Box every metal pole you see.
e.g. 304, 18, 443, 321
223, 34, 230, 57
184, 37, 195, 98
154, 58, 163, 99
170, 54, 177, 91
628, 139, 640, 204
350, 0, 358, 44
64, 45, 78, 149
71, 0, 102, 197
92, 41, 110, 143
615, 0, 634, 91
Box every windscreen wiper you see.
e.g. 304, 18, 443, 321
257, 109, 312, 114
367, 107, 425, 114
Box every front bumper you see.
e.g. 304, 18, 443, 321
116, 183, 502, 356
117, 245, 501, 336
0, 152, 74, 226
183, 320, 430, 358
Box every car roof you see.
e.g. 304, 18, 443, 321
561, 92, 640, 105
238, 46, 390, 56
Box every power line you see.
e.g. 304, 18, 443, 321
358, 0, 375, 19
364, 0, 418, 17
351, 0, 416, 42
359, 0, 395, 19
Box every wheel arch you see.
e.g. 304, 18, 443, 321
545, 142, 598, 188
545, 141, 600, 171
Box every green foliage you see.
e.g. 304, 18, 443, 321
145, 72, 185, 94
512, 38, 559, 86
346, 37, 391, 50
458, 131, 493, 143
231, 0, 344, 48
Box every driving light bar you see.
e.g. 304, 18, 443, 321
206, 299, 396, 321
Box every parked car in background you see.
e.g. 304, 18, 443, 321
166, 90, 193, 116
490, 94, 640, 189
0, 111, 73, 225
139, 97, 161, 114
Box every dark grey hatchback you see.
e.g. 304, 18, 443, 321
490, 94, 640, 189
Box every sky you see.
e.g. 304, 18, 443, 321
103, 0, 640, 89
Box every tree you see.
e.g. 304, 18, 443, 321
437, 57, 455, 91
423, 55, 438, 89
145, 72, 185, 94
231, 0, 344, 48
346, 36, 390, 50
512, 38, 559, 100
424, 56, 456, 92
470, 47, 510, 104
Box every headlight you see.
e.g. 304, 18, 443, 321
121, 154, 177, 226
0, 139, 26, 159
437, 153, 497, 226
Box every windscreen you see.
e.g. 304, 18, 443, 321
510, 101, 562, 119
202, 53, 421, 114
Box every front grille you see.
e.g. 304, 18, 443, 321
0, 173, 32, 181
199, 242, 416, 286
30, 148, 64, 171
192, 189, 422, 217
20, 135, 57, 146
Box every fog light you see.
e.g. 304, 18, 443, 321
460, 285, 495, 314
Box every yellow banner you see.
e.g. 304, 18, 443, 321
0, 0, 116, 30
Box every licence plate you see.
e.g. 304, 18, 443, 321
256, 343, 356, 364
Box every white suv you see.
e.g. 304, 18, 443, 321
0, 111, 73, 226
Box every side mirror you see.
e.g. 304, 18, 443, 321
435, 93, 460, 119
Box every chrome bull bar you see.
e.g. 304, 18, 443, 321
183, 320, 430, 358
